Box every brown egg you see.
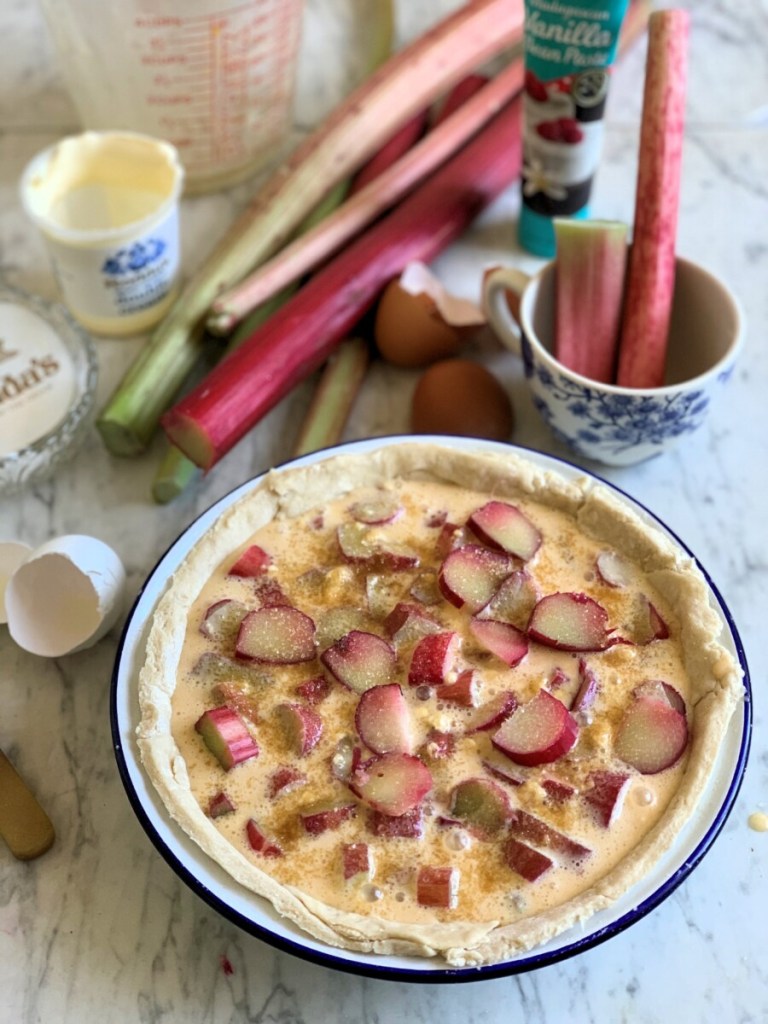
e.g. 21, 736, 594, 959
374, 279, 462, 368
410, 359, 514, 440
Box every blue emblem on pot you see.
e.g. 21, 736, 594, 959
102, 238, 166, 276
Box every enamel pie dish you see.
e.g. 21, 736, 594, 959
111, 437, 750, 981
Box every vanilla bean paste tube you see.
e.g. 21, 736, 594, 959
518, 0, 629, 257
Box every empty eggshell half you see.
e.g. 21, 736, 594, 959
5, 534, 126, 656
0, 542, 33, 625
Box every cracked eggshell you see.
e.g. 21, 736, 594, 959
0, 542, 33, 625
5, 534, 126, 656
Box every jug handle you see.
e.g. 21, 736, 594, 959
482, 267, 531, 359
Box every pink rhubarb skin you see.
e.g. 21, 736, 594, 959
162, 97, 524, 470
554, 219, 628, 384
616, 9, 690, 389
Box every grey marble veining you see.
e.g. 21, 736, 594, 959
1, 1, 767, 1022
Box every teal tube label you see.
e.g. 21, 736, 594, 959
519, 0, 629, 256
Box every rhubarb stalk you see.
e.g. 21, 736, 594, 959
616, 8, 689, 388
554, 219, 628, 383
96, 0, 525, 456
291, 338, 370, 458
161, 96, 524, 471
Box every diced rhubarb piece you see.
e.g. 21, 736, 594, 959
507, 809, 591, 864
200, 599, 249, 644
212, 680, 260, 726
235, 606, 316, 663
408, 631, 460, 686
417, 865, 459, 909
478, 569, 539, 630
367, 806, 424, 838
469, 617, 528, 667
583, 770, 631, 827
422, 728, 457, 760
468, 501, 542, 561
366, 574, 408, 620
547, 666, 570, 692
438, 545, 517, 613
409, 570, 441, 606
439, 669, 478, 707
349, 753, 432, 816
268, 765, 308, 799
435, 520, 464, 557
635, 679, 686, 715
355, 684, 414, 755
245, 818, 283, 857
467, 691, 518, 734
337, 522, 419, 570
207, 790, 236, 818
300, 801, 357, 835
595, 550, 633, 588
426, 509, 448, 529
449, 777, 512, 838
348, 494, 402, 524
492, 690, 578, 766
383, 602, 441, 646
321, 630, 396, 693
622, 594, 671, 645
295, 674, 332, 705
481, 756, 526, 788
541, 777, 576, 803
342, 842, 374, 881
503, 836, 553, 882
228, 544, 272, 577
253, 576, 291, 607
275, 702, 324, 757
193, 651, 271, 688
614, 695, 688, 774
195, 706, 260, 771
527, 592, 615, 652
375, 540, 421, 572
570, 658, 599, 714
330, 736, 362, 782
315, 606, 375, 649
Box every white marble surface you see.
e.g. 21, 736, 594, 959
1, 1, 767, 1020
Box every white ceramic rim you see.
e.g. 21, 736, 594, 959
110, 437, 751, 983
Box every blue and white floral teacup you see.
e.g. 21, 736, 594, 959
483, 257, 743, 467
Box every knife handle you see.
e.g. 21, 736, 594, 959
0, 748, 55, 860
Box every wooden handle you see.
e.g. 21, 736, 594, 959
0, 749, 55, 860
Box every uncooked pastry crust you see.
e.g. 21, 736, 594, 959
137, 443, 742, 967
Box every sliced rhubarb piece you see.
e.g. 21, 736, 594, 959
421, 728, 457, 760
295, 674, 332, 706
252, 576, 291, 608
268, 765, 308, 799
468, 501, 542, 561
617, 9, 690, 388
195, 706, 259, 771
342, 842, 374, 881
245, 818, 283, 857
467, 691, 518, 734
469, 618, 528, 667
200, 599, 249, 644
300, 801, 357, 836
481, 756, 526, 788
614, 695, 688, 774
228, 544, 272, 577
439, 669, 478, 707
366, 575, 408, 620
541, 777, 576, 803
409, 570, 441, 606
366, 806, 425, 838
595, 550, 633, 588
449, 777, 512, 838
438, 544, 517, 613
193, 651, 272, 688
349, 753, 432, 816
275, 702, 324, 757
417, 865, 459, 909
408, 631, 460, 686
355, 684, 414, 755
553, 218, 628, 384
349, 494, 403, 524
337, 522, 419, 571
492, 690, 578, 766
507, 809, 591, 864
527, 592, 615, 652
503, 836, 553, 882
212, 680, 260, 726
635, 679, 686, 715
478, 569, 539, 630
315, 606, 376, 650
383, 602, 441, 646
207, 790, 236, 818
235, 606, 316, 664
330, 736, 362, 782
435, 520, 464, 557
583, 770, 631, 827
321, 630, 396, 693
622, 594, 671, 645
570, 659, 599, 714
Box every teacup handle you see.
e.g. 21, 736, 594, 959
482, 266, 531, 358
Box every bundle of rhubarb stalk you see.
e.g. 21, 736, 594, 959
95, 0, 652, 501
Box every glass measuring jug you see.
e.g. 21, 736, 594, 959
39, 0, 305, 194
